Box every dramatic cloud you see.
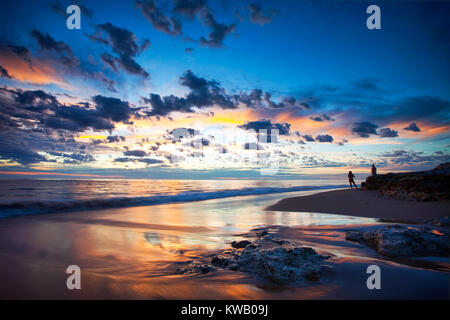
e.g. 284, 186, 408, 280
404, 122, 421, 132
378, 127, 398, 138
30, 29, 72, 54
0, 142, 47, 165
239, 120, 290, 135
93, 95, 133, 123
124, 150, 148, 157
136, 0, 182, 36
48, 151, 95, 163
0, 65, 12, 79
309, 114, 334, 122
30, 29, 80, 67
88, 22, 149, 77
315, 134, 334, 143
352, 121, 378, 138
249, 3, 276, 26
1, 88, 136, 133
106, 135, 126, 143
302, 134, 315, 142
199, 12, 236, 48
172, 0, 206, 18
143, 70, 235, 116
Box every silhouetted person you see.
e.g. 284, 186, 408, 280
371, 164, 377, 176
348, 171, 357, 189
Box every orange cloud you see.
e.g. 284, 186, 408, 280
0, 51, 66, 86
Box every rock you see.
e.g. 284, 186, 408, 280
211, 255, 231, 268
211, 236, 329, 284
361, 163, 450, 201
256, 230, 269, 237
345, 224, 450, 257
231, 240, 251, 248
176, 262, 215, 275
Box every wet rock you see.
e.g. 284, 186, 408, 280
361, 163, 450, 201
211, 236, 329, 284
256, 230, 269, 237
231, 240, 251, 248
211, 255, 232, 268
345, 224, 450, 257
176, 262, 215, 275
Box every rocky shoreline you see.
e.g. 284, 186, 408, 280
361, 163, 450, 201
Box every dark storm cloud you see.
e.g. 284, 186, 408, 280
92, 95, 133, 123
352, 121, 378, 138
0, 141, 47, 165
1, 88, 136, 133
378, 127, 398, 138
309, 114, 334, 122
180, 70, 235, 108
315, 134, 334, 143
0, 65, 12, 79
124, 150, 148, 157
404, 122, 421, 132
239, 120, 290, 136
106, 135, 126, 143
199, 12, 236, 48
30, 29, 73, 54
143, 93, 190, 116
249, 3, 276, 26
88, 22, 149, 77
136, 0, 182, 36
29, 29, 80, 67
302, 134, 315, 142
172, 0, 206, 18
143, 70, 236, 116
236, 89, 263, 108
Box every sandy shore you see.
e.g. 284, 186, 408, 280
0, 191, 448, 299
266, 189, 450, 221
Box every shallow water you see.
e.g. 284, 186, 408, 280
0, 188, 448, 299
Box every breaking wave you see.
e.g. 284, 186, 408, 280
0, 184, 346, 218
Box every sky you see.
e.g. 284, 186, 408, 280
0, 0, 449, 179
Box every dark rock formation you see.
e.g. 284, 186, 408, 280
361, 163, 450, 201
176, 230, 331, 284
231, 240, 251, 248
345, 219, 450, 257
211, 232, 330, 284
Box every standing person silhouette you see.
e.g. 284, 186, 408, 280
371, 164, 377, 176
348, 171, 357, 189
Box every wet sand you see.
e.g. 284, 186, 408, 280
266, 189, 450, 222
0, 191, 448, 299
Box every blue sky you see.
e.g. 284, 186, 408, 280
0, 0, 449, 179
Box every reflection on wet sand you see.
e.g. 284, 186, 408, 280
0, 191, 448, 299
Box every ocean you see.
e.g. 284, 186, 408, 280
0, 179, 347, 218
